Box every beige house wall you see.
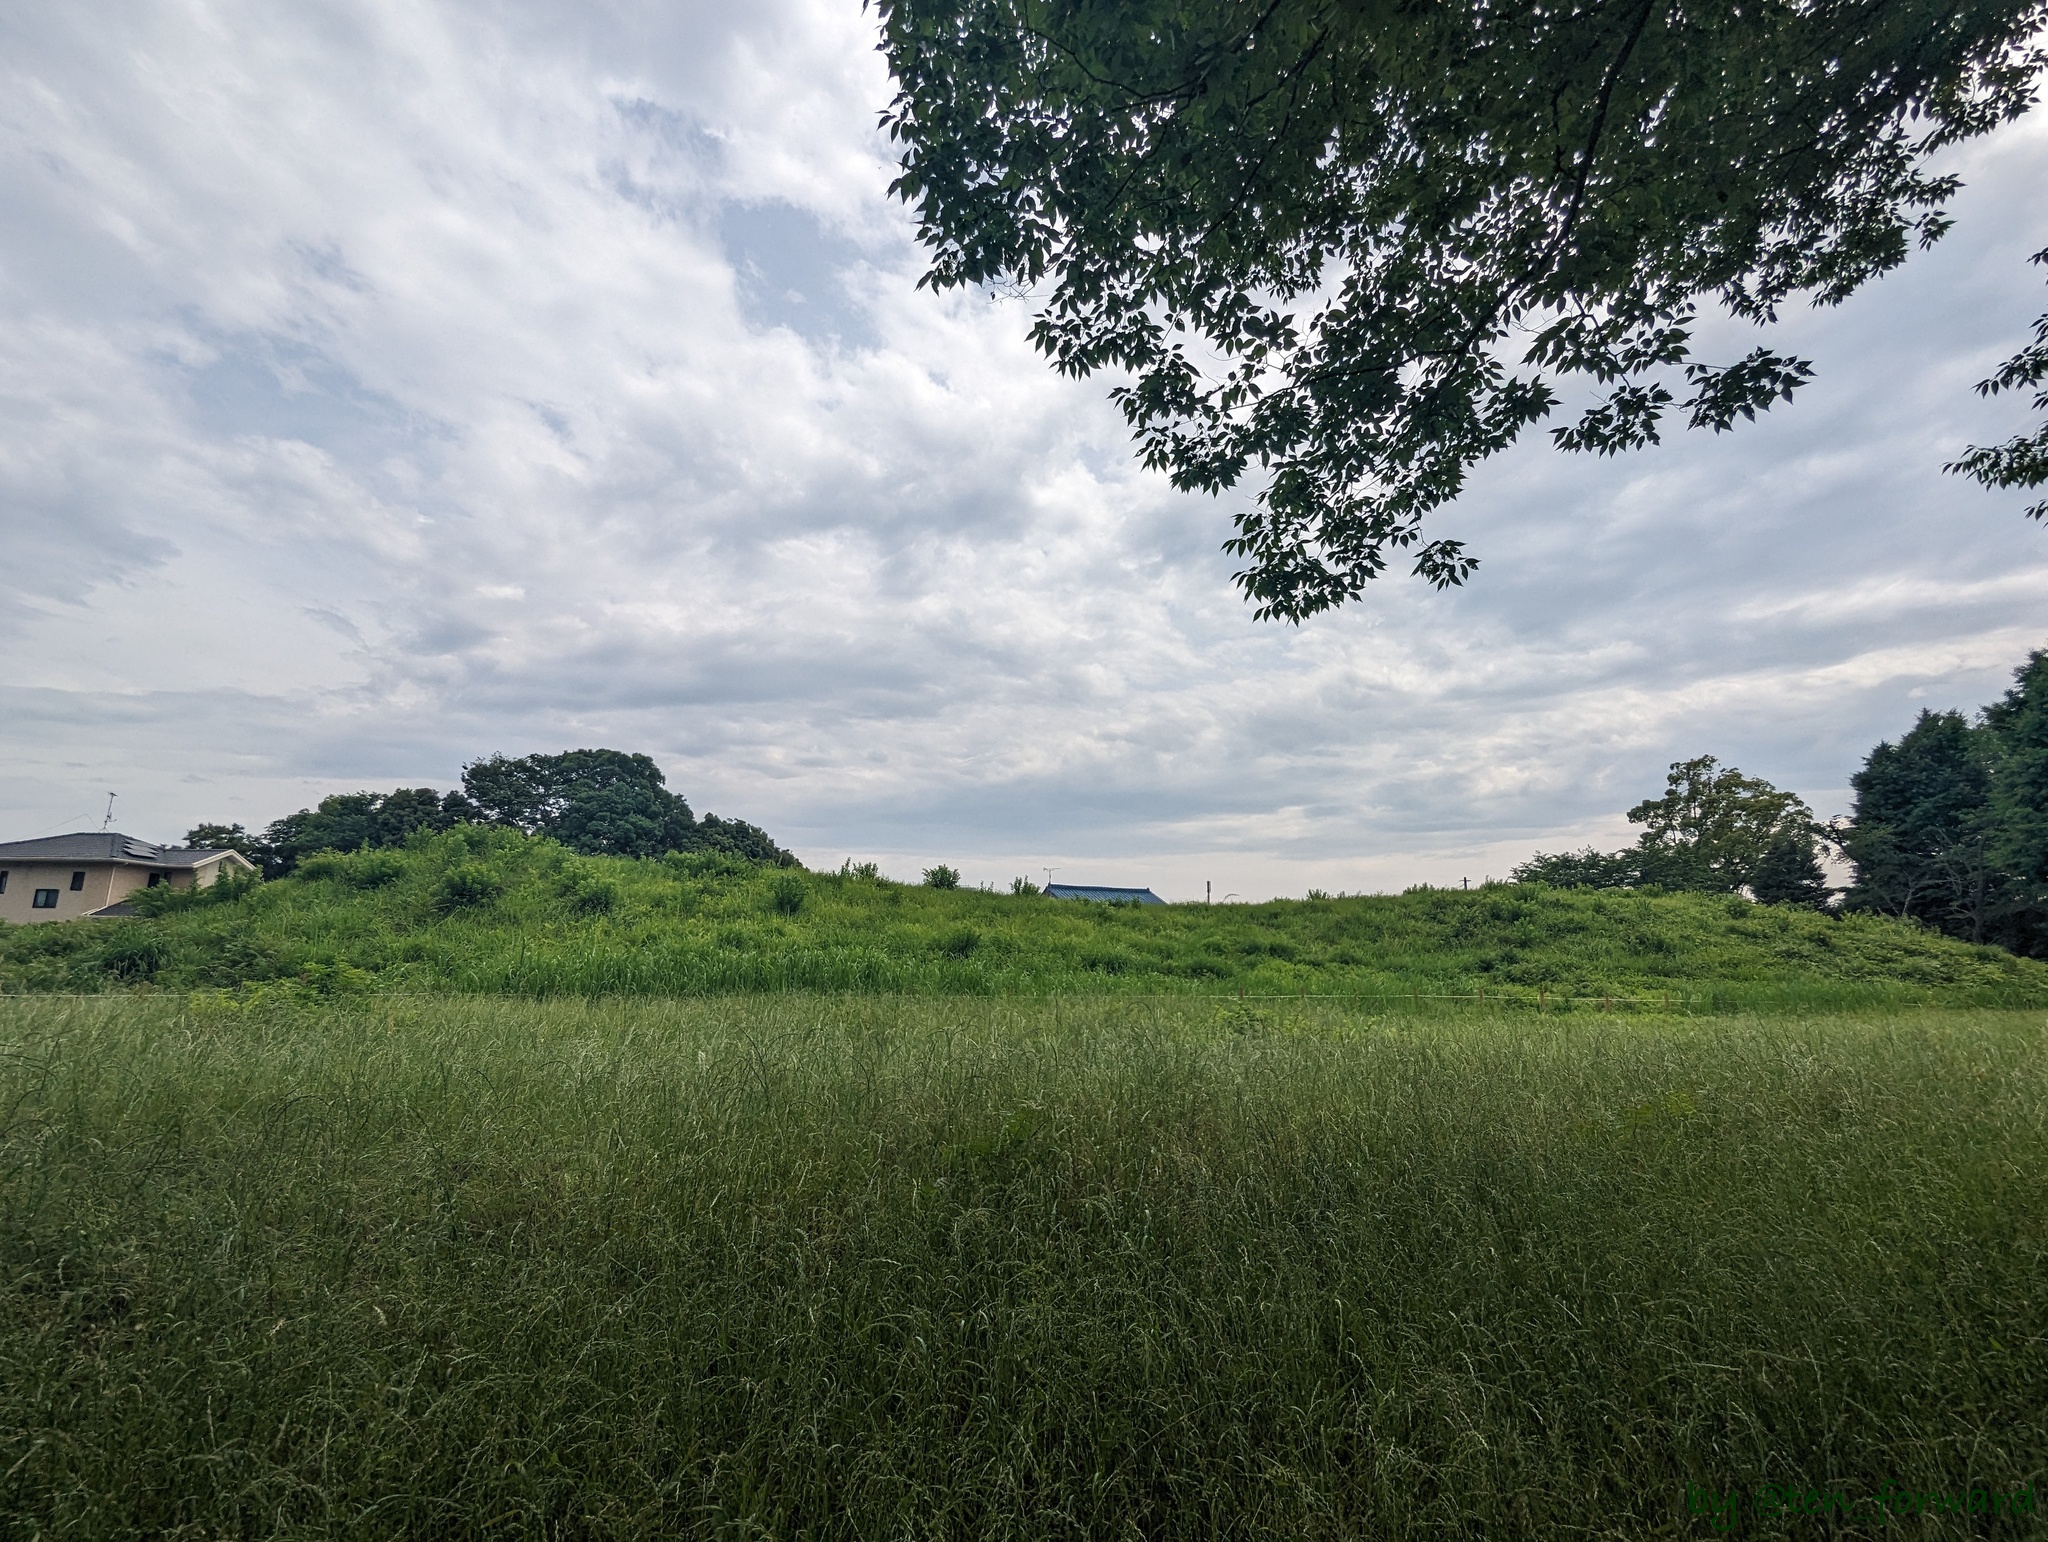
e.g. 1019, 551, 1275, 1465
0, 852, 249, 926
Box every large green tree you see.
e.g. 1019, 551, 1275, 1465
181, 823, 258, 861
1835, 709, 1998, 938
1834, 648, 2048, 954
878, 0, 2045, 617
231, 752, 799, 876
253, 788, 470, 877
1626, 755, 1826, 899
459, 750, 689, 855
1982, 648, 2048, 949
1512, 754, 1828, 904
460, 750, 797, 865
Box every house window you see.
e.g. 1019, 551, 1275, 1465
32, 889, 59, 909
0, 871, 8, 893
147, 873, 164, 887
70, 870, 87, 891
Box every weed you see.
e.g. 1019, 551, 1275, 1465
298, 850, 408, 889
433, 863, 503, 913
1219, 1000, 1272, 1034
130, 870, 262, 914
293, 960, 376, 995
97, 931, 170, 982
770, 873, 807, 915
567, 879, 620, 916
665, 849, 756, 881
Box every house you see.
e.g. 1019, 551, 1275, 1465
0, 833, 258, 924
1044, 882, 1166, 905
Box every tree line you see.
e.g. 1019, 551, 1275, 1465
1513, 647, 2048, 956
186, 749, 796, 878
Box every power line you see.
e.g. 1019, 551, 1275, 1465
20, 807, 112, 839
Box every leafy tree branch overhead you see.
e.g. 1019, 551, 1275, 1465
876, 0, 2048, 619
1949, 246, 2048, 521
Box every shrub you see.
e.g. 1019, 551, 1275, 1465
1009, 876, 1040, 896
293, 961, 377, 995
568, 880, 619, 917
939, 926, 980, 958
839, 860, 883, 882
923, 864, 961, 890
98, 930, 171, 982
128, 871, 261, 917
196, 936, 283, 988
770, 873, 807, 915
1511, 847, 1642, 889
296, 851, 406, 889
1, 925, 73, 954
433, 864, 504, 914
664, 850, 757, 881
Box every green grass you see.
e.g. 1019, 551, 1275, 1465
3, 828, 2043, 1008
2, 994, 2044, 1537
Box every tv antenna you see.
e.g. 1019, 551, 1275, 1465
100, 792, 116, 832
1043, 867, 1057, 890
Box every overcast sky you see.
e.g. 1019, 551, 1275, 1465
3, 1, 2045, 898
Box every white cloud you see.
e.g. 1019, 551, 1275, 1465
1, 1, 2044, 898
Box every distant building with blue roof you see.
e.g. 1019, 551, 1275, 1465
1045, 883, 1165, 905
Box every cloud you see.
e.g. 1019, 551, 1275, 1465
1, 1, 2045, 898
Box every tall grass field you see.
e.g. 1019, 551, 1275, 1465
3, 993, 2043, 1537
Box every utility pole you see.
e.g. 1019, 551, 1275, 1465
1462, 876, 1468, 890
1206, 880, 1211, 905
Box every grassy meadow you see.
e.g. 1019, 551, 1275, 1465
3, 834, 2045, 1534
3, 826, 2045, 1007
1, 992, 2044, 1537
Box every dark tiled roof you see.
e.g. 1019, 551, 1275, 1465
1045, 883, 1166, 905
0, 832, 245, 868
149, 848, 246, 869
